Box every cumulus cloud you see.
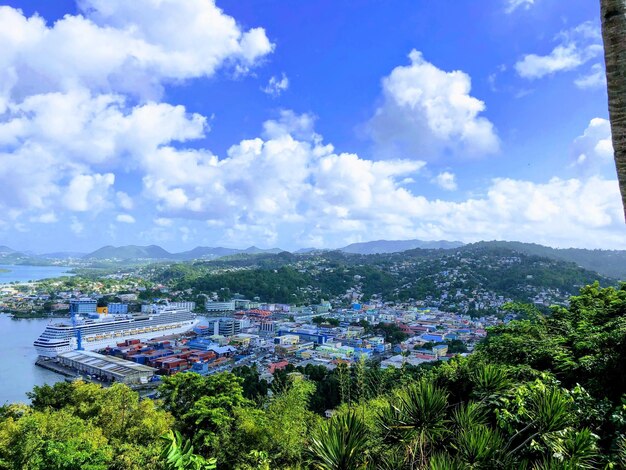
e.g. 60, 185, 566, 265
515, 22, 603, 80
0, 3, 623, 250
0, 89, 206, 219
433, 172, 458, 191
0, 1, 274, 103
367, 50, 499, 161
0, 1, 273, 224
505, 0, 535, 14
63, 173, 115, 211
127, 111, 624, 249
572, 118, 615, 175
262, 73, 289, 96
141, 112, 426, 227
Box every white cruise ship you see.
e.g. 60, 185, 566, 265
34, 307, 199, 357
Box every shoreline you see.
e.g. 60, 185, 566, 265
0, 264, 75, 286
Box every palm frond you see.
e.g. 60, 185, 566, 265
308, 411, 370, 470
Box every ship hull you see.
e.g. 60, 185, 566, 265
34, 315, 199, 357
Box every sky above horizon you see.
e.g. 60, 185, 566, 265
1, 0, 625, 253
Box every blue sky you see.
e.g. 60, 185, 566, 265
0, 0, 624, 252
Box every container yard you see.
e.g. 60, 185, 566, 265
100, 335, 238, 376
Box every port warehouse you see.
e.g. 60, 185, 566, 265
57, 350, 156, 384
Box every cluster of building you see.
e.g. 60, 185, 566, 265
143, 302, 500, 378
102, 337, 237, 376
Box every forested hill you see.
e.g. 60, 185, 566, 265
148, 244, 612, 311
468, 241, 626, 279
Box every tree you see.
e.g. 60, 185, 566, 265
25, 380, 172, 468
600, 0, 626, 219
0, 408, 113, 470
307, 411, 370, 470
378, 380, 450, 468
159, 372, 251, 456
161, 430, 216, 470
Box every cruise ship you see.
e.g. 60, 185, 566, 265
34, 307, 199, 357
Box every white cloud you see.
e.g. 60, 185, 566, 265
572, 118, 614, 174
0, 1, 273, 103
0, 0, 272, 224
132, 111, 624, 249
262, 73, 289, 96
116, 191, 134, 210
433, 172, 458, 191
63, 173, 115, 211
0, 1, 623, 250
515, 22, 603, 80
0, 89, 206, 219
574, 63, 606, 89
30, 212, 57, 223
154, 217, 173, 227
116, 213, 136, 224
367, 50, 499, 161
505, 0, 535, 14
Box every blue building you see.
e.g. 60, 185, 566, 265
69, 298, 97, 316
107, 303, 128, 314
421, 334, 445, 343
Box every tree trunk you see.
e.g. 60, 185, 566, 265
600, 0, 626, 221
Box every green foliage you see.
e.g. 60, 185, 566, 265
159, 372, 251, 456
0, 408, 113, 470
479, 282, 626, 401
18, 380, 172, 469
375, 322, 409, 344
307, 411, 369, 470
161, 430, 216, 470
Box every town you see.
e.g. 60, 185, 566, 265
14, 288, 505, 387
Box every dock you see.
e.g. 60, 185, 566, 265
36, 352, 159, 391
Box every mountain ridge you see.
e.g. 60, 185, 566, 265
340, 239, 464, 254
1, 240, 625, 279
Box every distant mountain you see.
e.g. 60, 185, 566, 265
85, 245, 173, 260
175, 246, 284, 260
85, 245, 287, 261
468, 241, 626, 280
295, 247, 322, 254
174, 246, 239, 260
40, 251, 86, 259
242, 246, 283, 255
0, 246, 16, 255
340, 239, 465, 255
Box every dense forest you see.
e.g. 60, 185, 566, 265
0, 282, 624, 469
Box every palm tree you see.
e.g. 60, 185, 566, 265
307, 411, 370, 470
160, 430, 217, 470
378, 380, 449, 468
600, 0, 626, 220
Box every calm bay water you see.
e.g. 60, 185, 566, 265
0, 265, 71, 403
0, 264, 73, 284
0, 314, 64, 404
